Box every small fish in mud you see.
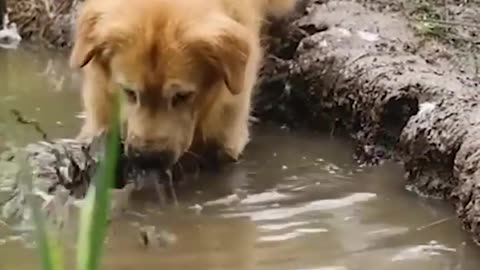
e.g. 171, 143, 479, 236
138, 225, 177, 248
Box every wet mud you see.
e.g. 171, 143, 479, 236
259, 0, 480, 244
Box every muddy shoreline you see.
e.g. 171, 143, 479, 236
5, 0, 480, 245
260, 0, 480, 245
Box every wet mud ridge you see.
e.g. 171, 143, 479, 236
258, 0, 480, 245
3, 0, 480, 246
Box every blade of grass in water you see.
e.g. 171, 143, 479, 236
77, 93, 121, 270
24, 145, 63, 270
32, 201, 64, 270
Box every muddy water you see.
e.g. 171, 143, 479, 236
1, 48, 480, 270
0, 47, 82, 145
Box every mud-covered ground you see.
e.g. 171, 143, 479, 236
5, 0, 480, 245
258, 0, 480, 244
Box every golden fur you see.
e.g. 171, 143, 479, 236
70, 0, 297, 165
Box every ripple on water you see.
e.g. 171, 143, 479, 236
259, 221, 310, 231
222, 192, 377, 222
203, 190, 290, 207
258, 227, 329, 243
391, 241, 457, 262
240, 191, 290, 204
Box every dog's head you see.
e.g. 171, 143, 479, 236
70, 0, 252, 168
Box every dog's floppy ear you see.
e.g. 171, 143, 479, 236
69, 9, 102, 69
69, 12, 103, 69
188, 15, 252, 95
70, 7, 128, 69
70, 6, 122, 70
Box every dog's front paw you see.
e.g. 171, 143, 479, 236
216, 147, 240, 163
198, 145, 240, 170
222, 126, 249, 162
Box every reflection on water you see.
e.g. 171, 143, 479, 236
1, 48, 480, 270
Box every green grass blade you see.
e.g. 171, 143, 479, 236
31, 199, 64, 270
76, 93, 121, 270
76, 184, 96, 270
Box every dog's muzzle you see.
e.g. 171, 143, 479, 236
127, 148, 176, 169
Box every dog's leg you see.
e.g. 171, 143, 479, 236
77, 63, 113, 141
218, 101, 251, 162
197, 98, 251, 165
214, 42, 262, 162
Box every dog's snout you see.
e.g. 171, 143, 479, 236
128, 148, 176, 169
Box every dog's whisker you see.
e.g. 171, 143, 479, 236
175, 162, 186, 181
184, 150, 203, 161
165, 170, 178, 206
181, 157, 201, 180
185, 150, 200, 158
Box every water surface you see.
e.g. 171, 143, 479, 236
1, 47, 480, 270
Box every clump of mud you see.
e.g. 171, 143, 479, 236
258, 1, 423, 164
1, 104, 236, 224
0, 109, 181, 228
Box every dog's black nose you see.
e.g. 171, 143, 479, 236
128, 149, 176, 169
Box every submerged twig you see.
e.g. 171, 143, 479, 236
152, 177, 167, 206
166, 170, 178, 206
416, 216, 454, 231
10, 109, 51, 143
417, 18, 480, 29
9, 109, 101, 197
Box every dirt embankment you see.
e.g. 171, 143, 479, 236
5, 0, 81, 48
259, 0, 480, 244
5, 0, 480, 245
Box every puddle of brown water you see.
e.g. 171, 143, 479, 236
0, 47, 82, 146
1, 48, 480, 270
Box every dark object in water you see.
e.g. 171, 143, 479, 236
8, 109, 174, 199
33, 137, 177, 199
0, 0, 5, 27
125, 148, 176, 171
7, 110, 239, 211
7, 108, 235, 208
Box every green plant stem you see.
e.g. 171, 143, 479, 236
77, 93, 121, 270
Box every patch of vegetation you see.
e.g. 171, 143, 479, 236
31, 93, 121, 270
408, 0, 449, 39
402, 0, 480, 78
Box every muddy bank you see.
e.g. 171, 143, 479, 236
4, 0, 480, 245
6, 0, 81, 48
258, 0, 480, 244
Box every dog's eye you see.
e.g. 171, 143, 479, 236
172, 92, 193, 107
123, 88, 137, 103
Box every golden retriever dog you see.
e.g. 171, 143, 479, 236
70, 0, 297, 168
